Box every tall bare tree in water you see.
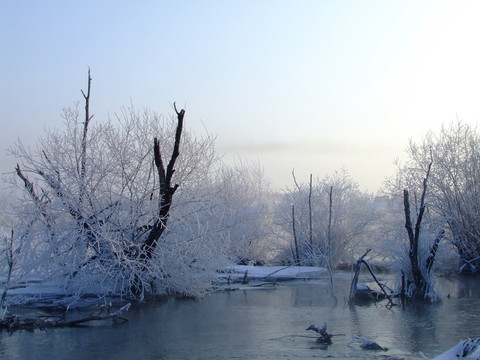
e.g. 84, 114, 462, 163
401, 160, 443, 299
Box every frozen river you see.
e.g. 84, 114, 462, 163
0, 272, 479, 359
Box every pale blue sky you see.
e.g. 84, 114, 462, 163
2, 1, 480, 191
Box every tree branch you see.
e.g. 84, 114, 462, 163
80, 68, 93, 207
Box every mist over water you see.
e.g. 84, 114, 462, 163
0, 273, 479, 360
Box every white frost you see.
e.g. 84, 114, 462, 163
423, 337, 480, 360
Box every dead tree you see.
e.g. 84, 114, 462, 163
79, 68, 93, 209
141, 103, 184, 261
326, 185, 334, 290
291, 204, 300, 264
291, 169, 309, 264
308, 174, 313, 246
402, 160, 442, 299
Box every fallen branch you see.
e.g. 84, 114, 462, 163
349, 249, 371, 303
0, 303, 131, 331
258, 261, 305, 281
359, 259, 394, 307
62, 303, 131, 326
348, 249, 394, 307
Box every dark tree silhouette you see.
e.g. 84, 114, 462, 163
141, 103, 184, 261
402, 160, 443, 299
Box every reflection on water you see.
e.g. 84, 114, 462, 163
0, 273, 479, 359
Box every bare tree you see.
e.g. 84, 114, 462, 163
401, 160, 443, 299
291, 204, 300, 264
141, 103, 184, 262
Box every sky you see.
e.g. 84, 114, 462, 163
2, 1, 480, 193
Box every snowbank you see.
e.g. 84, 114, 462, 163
0, 265, 327, 309
220, 265, 326, 282
424, 337, 480, 360
1, 278, 119, 310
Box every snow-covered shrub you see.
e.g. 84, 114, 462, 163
208, 160, 272, 264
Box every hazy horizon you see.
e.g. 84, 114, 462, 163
2, 1, 480, 192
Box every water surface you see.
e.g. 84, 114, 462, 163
0, 272, 479, 359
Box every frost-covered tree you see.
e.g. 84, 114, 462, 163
5, 72, 263, 299
208, 160, 272, 264
386, 121, 480, 273
274, 170, 377, 267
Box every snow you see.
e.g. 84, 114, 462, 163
7, 281, 68, 296
424, 337, 480, 360
221, 265, 327, 282
1, 278, 119, 310
347, 336, 388, 351
356, 283, 371, 291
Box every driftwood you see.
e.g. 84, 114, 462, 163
0, 303, 131, 331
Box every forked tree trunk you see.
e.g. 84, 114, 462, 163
141, 103, 185, 261
402, 160, 442, 298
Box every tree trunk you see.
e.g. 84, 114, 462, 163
349, 248, 370, 303
291, 204, 300, 264
141, 103, 185, 261
403, 188, 422, 292
308, 174, 313, 246
402, 160, 441, 298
